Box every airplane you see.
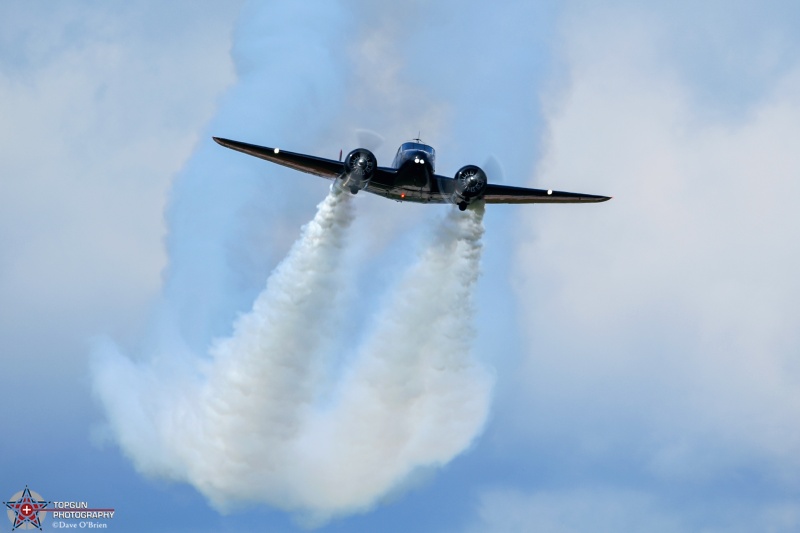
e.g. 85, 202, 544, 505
212, 137, 611, 211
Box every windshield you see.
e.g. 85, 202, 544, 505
400, 142, 435, 155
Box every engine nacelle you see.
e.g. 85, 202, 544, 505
341, 148, 377, 194
452, 165, 488, 209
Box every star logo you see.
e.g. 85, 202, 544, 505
4, 487, 50, 531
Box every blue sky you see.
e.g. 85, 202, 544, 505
2, 1, 800, 531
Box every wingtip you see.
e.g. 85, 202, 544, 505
213, 136, 240, 150
585, 194, 612, 202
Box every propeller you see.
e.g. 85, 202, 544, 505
355, 129, 385, 152
483, 154, 505, 184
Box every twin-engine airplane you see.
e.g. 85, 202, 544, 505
213, 137, 611, 210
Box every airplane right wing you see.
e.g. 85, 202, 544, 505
213, 137, 343, 178
212, 137, 399, 186
483, 183, 611, 204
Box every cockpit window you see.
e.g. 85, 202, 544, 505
400, 142, 435, 155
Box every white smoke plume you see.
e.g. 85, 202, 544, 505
293, 202, 492, 519
92, 193, 491, 522
92, 189, 355, 503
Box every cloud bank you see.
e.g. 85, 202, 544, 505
487, 4, 800, 531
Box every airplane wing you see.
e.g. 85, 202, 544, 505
213, 137, 401, 187
213, 137, 343, 179
483, 183, 611, 203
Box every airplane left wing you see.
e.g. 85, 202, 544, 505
483, 183, 611, 203
213, 137, 343, 179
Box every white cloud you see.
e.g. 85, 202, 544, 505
510, 2, 800, 492
470, 487, 683, 533
0, 2, 243, 450
470, 486, 800, 533
0, 2, 241, 340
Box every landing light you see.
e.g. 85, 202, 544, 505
547, 189, 552, 195
274, 148, 280, 154
414, 158, 419, 163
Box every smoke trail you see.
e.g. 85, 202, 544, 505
92, 197, 492, 522
92, 188, 354, 503
289, 203, 493, 520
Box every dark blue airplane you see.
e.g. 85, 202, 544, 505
213, 137, 610, 210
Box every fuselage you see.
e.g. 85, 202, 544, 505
390, 141, 436, 190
